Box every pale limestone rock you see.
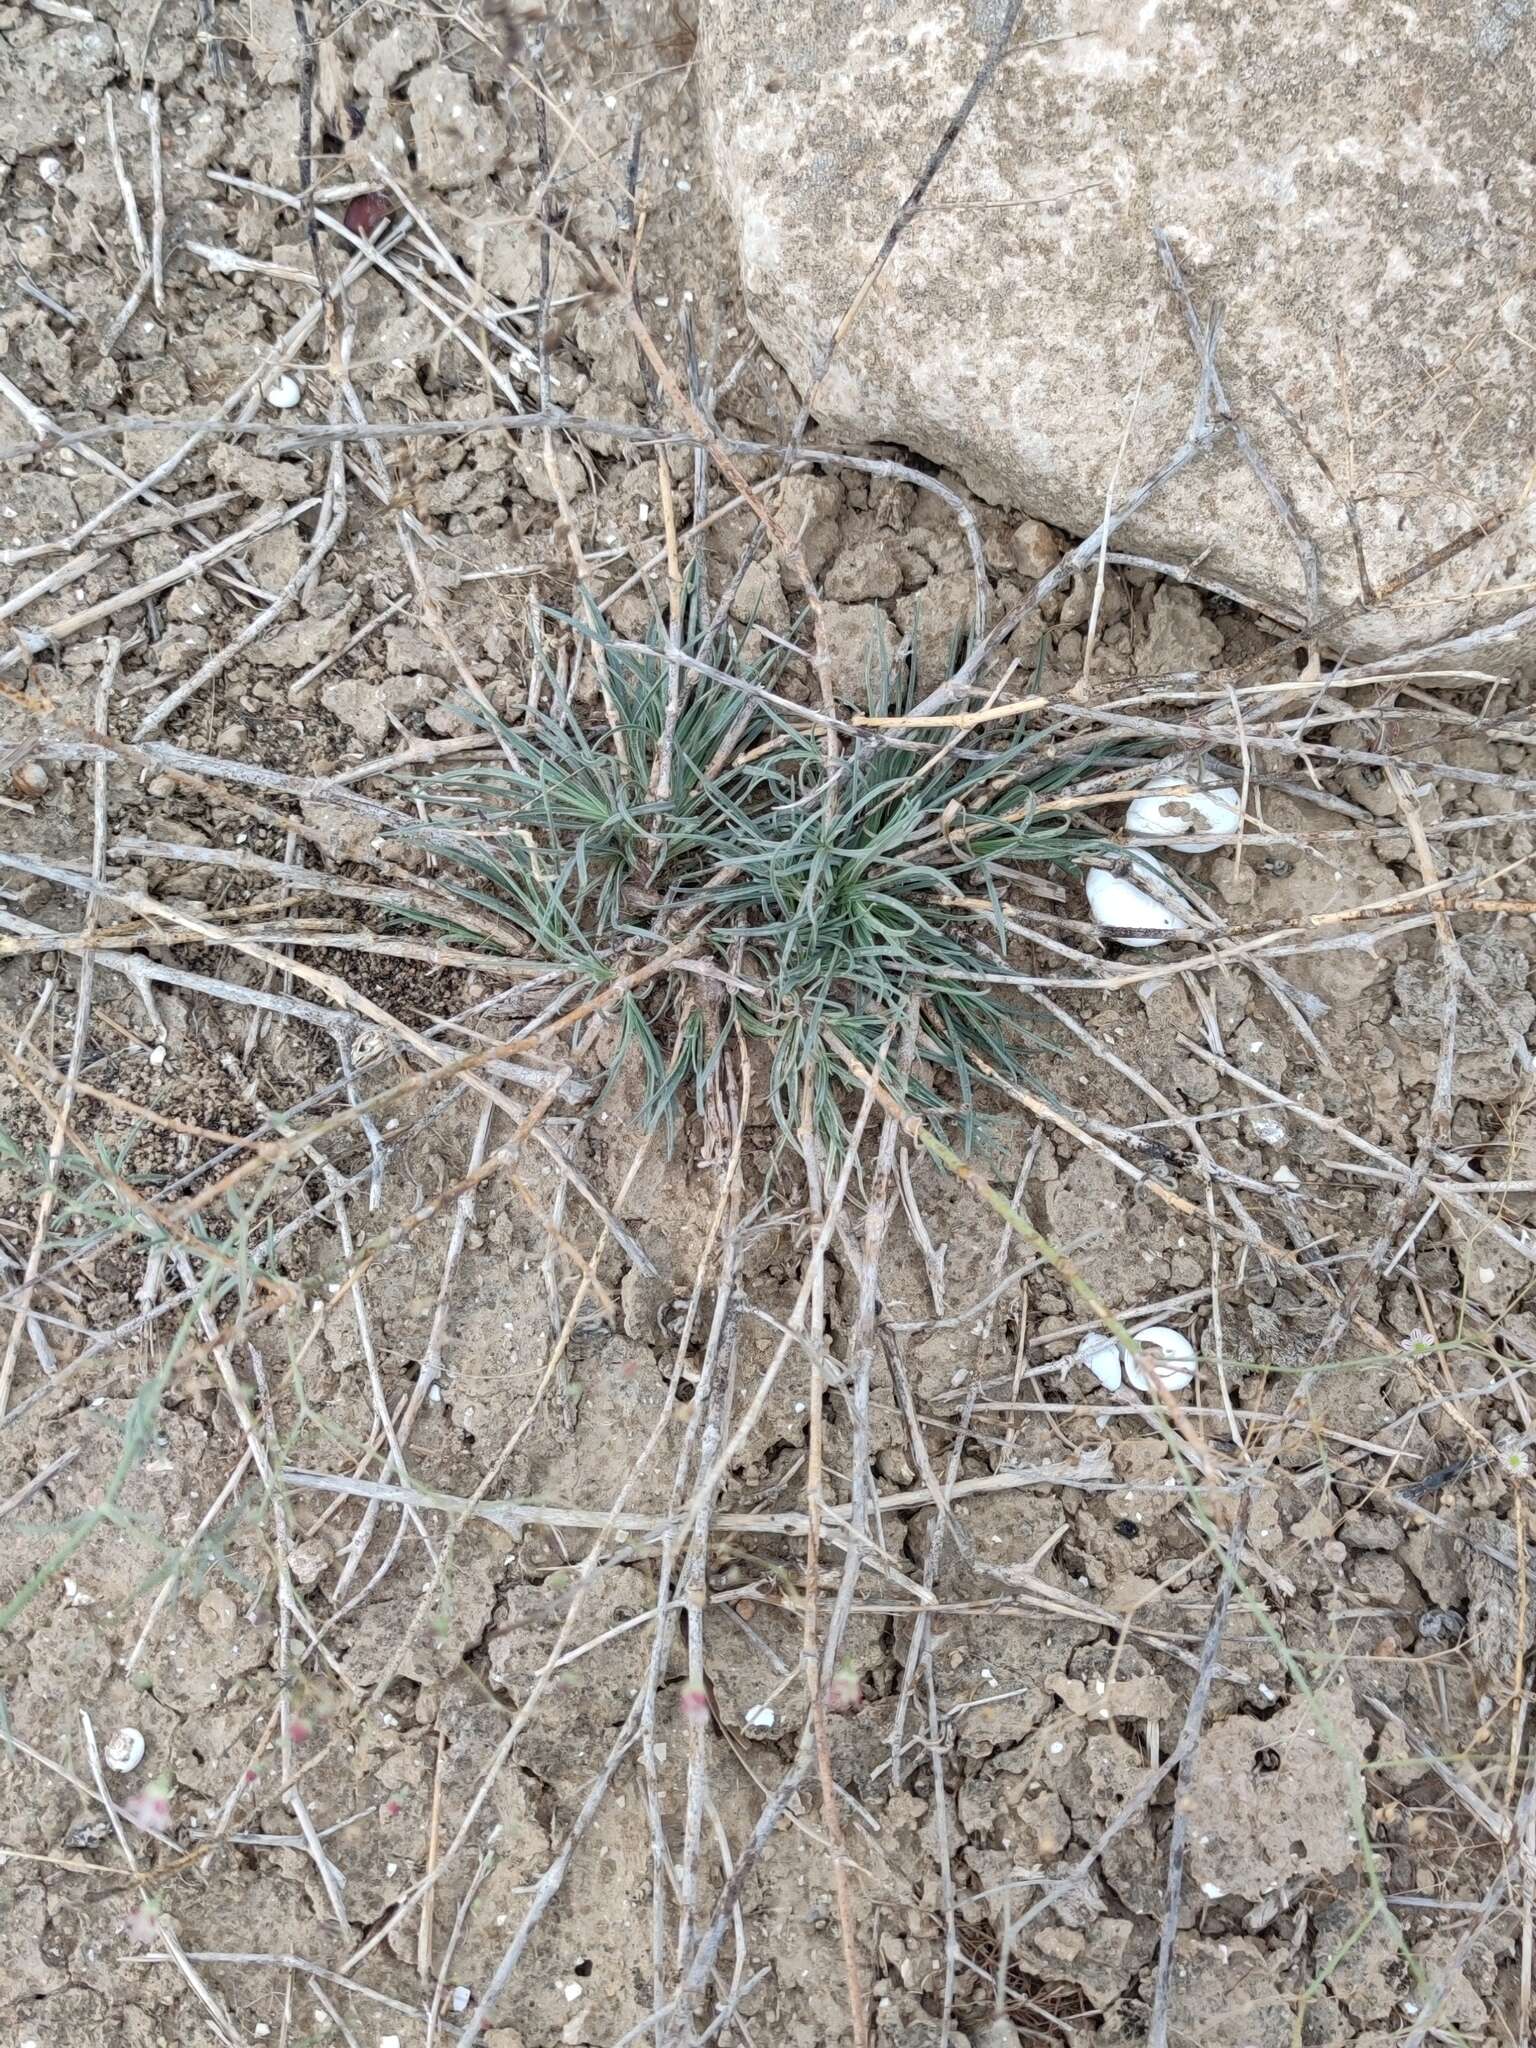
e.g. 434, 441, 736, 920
702, 0, 1536, 662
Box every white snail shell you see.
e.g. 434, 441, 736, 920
104, 1727, 146, 1774
1126, 773, 1242, 851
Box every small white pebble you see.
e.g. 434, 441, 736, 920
1200, 1881, 1225, 1899
38, 156, 61, 182
265, 373, 303, 410
380, 2037, 402, 2048
744, 1703, 776, 1731
450, 1987, 471, 2013
564, 1983, 582, 2003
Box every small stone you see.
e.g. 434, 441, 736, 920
1143, 581, 1225, 674
814, 601, 895, 707
1417, 1608, 1466, 1648
1245, 1113, 1288, 1147
264, 373, 303, 410
1007, 517, 1060, 586
776, 474, 843, 579
287, 1538, 332, 1588
1058, 566, 1125, 632
726, 559, 789, 638
825, 535, 902, 602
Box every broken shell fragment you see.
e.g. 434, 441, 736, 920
1078, 1331, 1125, 1393
104, 1727, 146, 1774
1126, 773, 1242, 851
1085, 865, 1184, 947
